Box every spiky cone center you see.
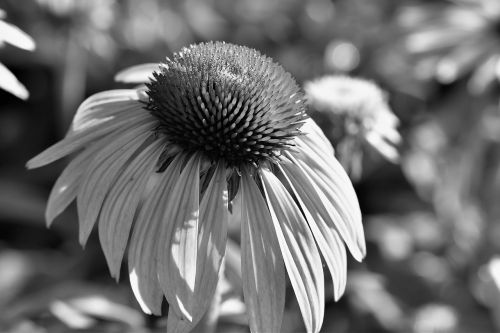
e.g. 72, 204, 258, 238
145, 42, 307, 167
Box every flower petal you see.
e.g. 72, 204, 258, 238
45, 137, 109, 226
298, 118, 334, 156
279, 162, 347, 300
128, 154, 185, 315
98, 139, 164, 279
260, 168, 325, 333
240, 173, 285, 333
77, 120, 154, 246
71, 90, 142, 133
114, 63, 159, 84
0, 20, 35, 51
290, 139, 365, 260
0, 62, 29, 100
365, 131, 400, 163
166, 162, 229, 333
26, 110, 153, 169
158, 154, 201, 322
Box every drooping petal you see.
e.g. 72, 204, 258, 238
290, 136, 365, 260
288, 149, 365, 261
0, 20, 35, 51
260, 168, 325, 333
0, 62, 29, 100
128, 154, 185, 315
77, 120, 155, 246
45, 137, 110, 226
26, 110, 152, 169
114, 63, 159, 84
158, 154, 201, 322
98, 139, 164, 279
278, 162, 347, 300
240, 173, 285, 333
166, 162, 229, 333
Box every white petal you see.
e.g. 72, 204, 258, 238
114, 63, 159, 84
260, 168, 325, 333
365, 131, 400, 163
240, 173, 285, 333
158, 154, 201, 322
71, 90, 142, 133
0, 62, 29, 100
0, 20, 35, 51
98, 139, 164, 279
279, 162, 347, 300
192, 164, 228, 317
26, 110, 153, 169
45, 137, 109, 226
128, 153, 185, 315
77, 121, 154, 246
288, 150, 365, 261
289, 140, 365, 259
299, 118, 334, 156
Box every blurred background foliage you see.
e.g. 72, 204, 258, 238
1, 0, 500, 332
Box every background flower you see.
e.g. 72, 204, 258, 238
305, 75, 401, 180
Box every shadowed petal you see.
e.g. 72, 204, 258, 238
128, 154, 185, 315
114, 63, 160, 84
158, 154, 201, 322
167, 162, 229, 333
240, 173, 285, 333
279, 161, 347, 300
260, 168, 325, 333
77, 120, 154, 246
99, 139, 164, 279
45, 137, 110, 226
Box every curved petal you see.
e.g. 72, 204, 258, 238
298, 118, 334, 156
71, 90, 142, 133
77, 120, 154, 246
278, 162, 347, 300
158, 154, 201, 322
260, 168, 325, 333
98, 139, 164, 279
128, 153, 185, 315
26, 110, 153, 169
289, 139, 365, 260
114, 63, 159, 84
240, 173, 285, 333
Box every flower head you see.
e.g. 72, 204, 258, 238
305, 75, 401, 179
28, 42, 365, 333
0, 9, 35, 99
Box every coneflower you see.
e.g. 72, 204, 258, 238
28, 41, 365, 333
305, 75, 401, 179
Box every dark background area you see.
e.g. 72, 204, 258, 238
1, 0, 500, 332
